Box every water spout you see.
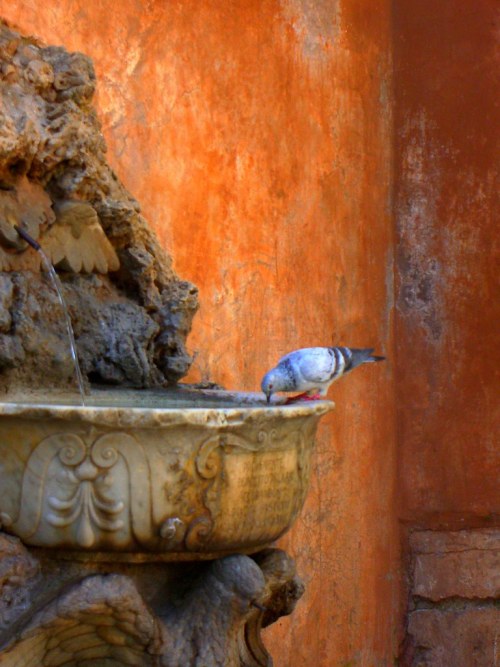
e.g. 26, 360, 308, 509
14, 225, 87, 405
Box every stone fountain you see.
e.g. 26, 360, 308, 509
0, 22, 332, 666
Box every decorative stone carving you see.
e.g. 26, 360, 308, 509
0, 394, 329, 664
44, 200, 120, 274
0, 21, 334, 666
0, 538, 303, 666
0, 395, 331, 554
2, 432, 134, 548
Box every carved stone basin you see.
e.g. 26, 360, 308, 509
0, 389, 332, 559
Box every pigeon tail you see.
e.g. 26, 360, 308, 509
346, 348, 385, 371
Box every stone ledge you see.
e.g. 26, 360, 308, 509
410, 528, 500, 554
410, 529, 500, 601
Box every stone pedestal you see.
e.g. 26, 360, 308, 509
0, 394, 330, 666
0, 534, 304, 666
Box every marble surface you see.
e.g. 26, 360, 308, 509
0, 388, 332, 558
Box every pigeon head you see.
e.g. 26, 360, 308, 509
261, 368, 289, 403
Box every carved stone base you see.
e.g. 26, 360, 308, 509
0, 533, 304, 666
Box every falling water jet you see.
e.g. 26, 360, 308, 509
14, 225, 87, 405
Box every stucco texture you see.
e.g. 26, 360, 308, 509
394, 0, 500, 527
2, 0, 399, 665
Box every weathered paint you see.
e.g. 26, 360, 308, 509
1, 1, 400, 664
394, 0, 500, 527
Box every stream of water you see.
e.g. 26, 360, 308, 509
15, 226, 87, 405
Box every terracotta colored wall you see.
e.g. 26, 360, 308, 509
393, 7, 500, 660
1, 1, 400, 665
393, 0, 500, 527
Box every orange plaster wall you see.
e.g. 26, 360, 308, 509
1, 1, 400, 664
393, 0, 500, 527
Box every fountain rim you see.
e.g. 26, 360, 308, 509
0, 393, 334, 427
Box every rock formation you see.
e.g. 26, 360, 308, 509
0, 21, 198, 391
0, 535, 304, 666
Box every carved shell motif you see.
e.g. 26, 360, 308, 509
0, 186, 119, 274
43, 200, 120, 273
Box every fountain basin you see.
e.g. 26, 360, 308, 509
0, 389, 332, 560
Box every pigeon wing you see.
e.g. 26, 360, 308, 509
280, 348, 336, 386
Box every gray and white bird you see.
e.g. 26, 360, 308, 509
261, 347, 385, 403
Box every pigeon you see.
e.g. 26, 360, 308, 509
261, 347, 385, 403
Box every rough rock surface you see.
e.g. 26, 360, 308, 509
0, 21, 198, 391
0, 536, 303, 666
